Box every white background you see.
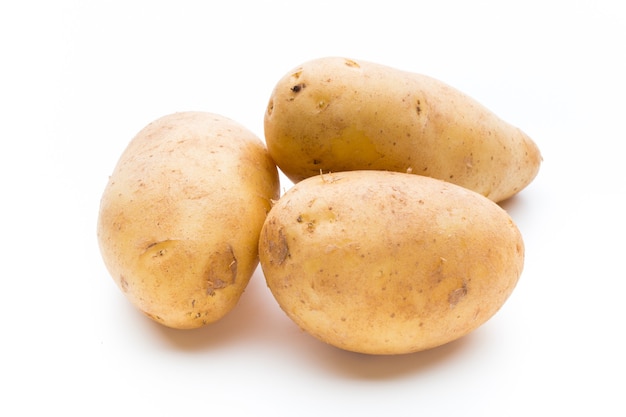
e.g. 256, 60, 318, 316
2, 1, 624, 415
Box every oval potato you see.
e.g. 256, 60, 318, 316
259, 170, 524, 354
264, 56, 541, 203
97, 112, 280, 329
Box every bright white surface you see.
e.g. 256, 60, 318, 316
2, 1, 624, 415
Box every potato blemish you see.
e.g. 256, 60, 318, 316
140, 239, 180, 261
267, 228, 290, 266
206, 245, 238, 296
266, 99, 274, 116
119, 275, 129, 292
344, 59, 360, 68
290, 69, 303, 80
297, 213, 317, 233
448, 281, 468, 308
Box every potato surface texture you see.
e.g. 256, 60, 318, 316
264, 57, 541, 203
259, 171, 524, 354
97, 112, 280, 329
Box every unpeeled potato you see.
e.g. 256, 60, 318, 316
264, 56, 541, 202
259, 170, 524, 354
97, 112, 280, 329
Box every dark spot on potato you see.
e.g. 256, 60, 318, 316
144, 312, 164, 323
449, 281, 468, 307
344, 59, 360, 68
266, 99, 274, 116
206, 245, 237, 296
268, 228, 290, 265
416, 100, 422, 115
227, 245, 237, 282
291, 83, 306, 92
119, 275, 129, 292
140, 239, 180, 263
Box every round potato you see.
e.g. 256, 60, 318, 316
97, 112, 280, 329
259, 170, 524, 354
264, 56, 542, 203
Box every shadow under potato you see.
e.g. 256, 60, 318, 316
294, 326, 481, 380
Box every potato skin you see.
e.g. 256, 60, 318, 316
264, 56, 541, 203
97, 112, 280, 329
259, 170, 524, 354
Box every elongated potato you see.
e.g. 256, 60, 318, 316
97, 112, 280, 329
259, 170, 524, 354
264, 57, 541, 202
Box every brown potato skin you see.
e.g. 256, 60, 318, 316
259, 170, 524, 354
264, 57, 541, 203
97, 112, 280, 329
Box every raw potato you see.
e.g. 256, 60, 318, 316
259, 170, 524, 354
264, 56, 542, 203
97, 112, 280, 329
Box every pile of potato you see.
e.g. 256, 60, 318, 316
97, 57, 541, 355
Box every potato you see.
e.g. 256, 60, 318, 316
97, 112, 280, 329
264, 56, 541, 203
258, 170, 524, 354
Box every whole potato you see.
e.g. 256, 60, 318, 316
259, 170, 524, 354
97, 112, 280, 329
264, 56, 541, 203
